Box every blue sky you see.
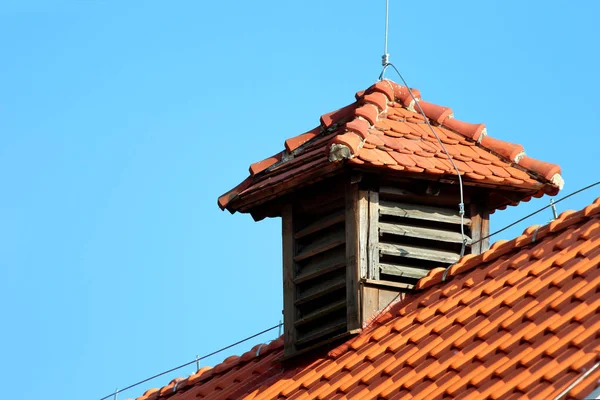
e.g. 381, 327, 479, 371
1, 1, 599, 399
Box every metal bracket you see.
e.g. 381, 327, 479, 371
351, 173, 363, 184
278, 320, 282, 337
532, 225, 541, 243
550, 199, 558, 220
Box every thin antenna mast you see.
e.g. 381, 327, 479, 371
382, 0, 390, 66
376, 0, 468, 271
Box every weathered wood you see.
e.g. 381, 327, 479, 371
294, 299, 346, 328
294, 230, 345, 262
379, 200, 472, 226
379, 185, 426, 198
379, 185, 471, 206
293, 182, 345, 215
379, 262, 431, 279
363, 278, 413, 291
368, 190, 380, 280
234, 163, 342, 213
379, 221, 472, 244
345, 180, 360, 331
294, 251, 346, 285
480, 209, 490, 252
295, 274, 345, 306
282, 205, 297, 356
278, 330, 359, 362
357, 190, 369, 279
379, 288, 403, 309
470, 203, 483, 255
294, 210, 345, 239
379, 242, 461, 264
295, 319, 347, 347
361, 285, 379, 324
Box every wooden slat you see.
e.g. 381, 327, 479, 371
292, 179, 345, 214
361, 286, 379, 324
294, 229, 345, 262
379, 200, 472, 226
362, 278, 413, 291
379, 242, 461, 264
379, 221, 472, 244
368, 190, 380, 280
295, 274, 345, 306
234, 163, 342, 213
282, 205, 297, 357
379, 262, 431, 279
345, 180, 360, 331
379, 288, 404, 309
294, 254, 345, 284
294, 299, 346, 328
379, 185, 471, 206
294, 209, 345, 239
295, 320, 347, 348
358, 190, 369, 279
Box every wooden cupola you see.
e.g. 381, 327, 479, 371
218, 80, 563, 357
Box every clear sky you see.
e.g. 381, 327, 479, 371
1, 1, 599, 399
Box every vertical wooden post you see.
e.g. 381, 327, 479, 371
480, 209, 490, 252
469, 203, 491, 255
281, 205, 297, 356
345, 181, 360, 331
368, 190, 380, 279
469, 203, 482, 255
357, 190, 369, 280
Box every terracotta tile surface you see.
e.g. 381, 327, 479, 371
219, 80, 563, 215
132, 198, 600, 400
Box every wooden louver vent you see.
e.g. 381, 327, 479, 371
370, 189, 472, 287
283, 202, 349, 355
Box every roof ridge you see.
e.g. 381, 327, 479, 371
414, 196, 600, 291
130, 337, 284, 400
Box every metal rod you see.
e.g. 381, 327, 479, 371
550, 198, 558, 220
278, 319, 282, 337
384, 0, 389, 56
552, 360, 600, 400
195, 355, 200, 371
98, 322, 282, 400
381, 0, 390, 67
113, 388, 119, 400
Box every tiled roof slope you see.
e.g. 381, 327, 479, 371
133, 197, 600, 400
219, 80, 563, 215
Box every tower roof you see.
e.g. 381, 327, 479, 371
218, 80, 562, 217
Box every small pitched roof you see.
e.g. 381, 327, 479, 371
219, 80, 563, 216
133, 196, 600, 400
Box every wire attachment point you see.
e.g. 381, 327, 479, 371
382, 54, 389, 66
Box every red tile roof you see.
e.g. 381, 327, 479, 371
132, 197, 600, 400
219, 80, 563, 215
